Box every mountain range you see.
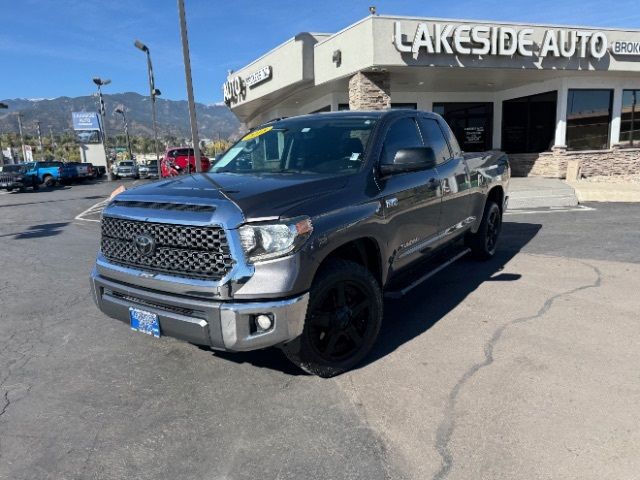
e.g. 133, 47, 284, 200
0, 92, 242, 140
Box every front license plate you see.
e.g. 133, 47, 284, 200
129, 307, 160, 338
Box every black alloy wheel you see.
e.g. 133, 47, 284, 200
467, 200, 502, 260
282, 259, 383, 377
485, 207, 501, 253
308, 279, 373, 363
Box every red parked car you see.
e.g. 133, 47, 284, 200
161, 147, 211, 177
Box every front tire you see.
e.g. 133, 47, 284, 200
466, 200, 502, 260
43, 175, 55, 188
282, 259, 383, 378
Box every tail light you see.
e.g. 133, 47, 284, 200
88, 165, 93, 173
58, 167, 62, 175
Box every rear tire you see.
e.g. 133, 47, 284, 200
466, 200, 502, 260
282, 259, 383, 378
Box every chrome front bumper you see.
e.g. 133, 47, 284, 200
90, 267, 308, 351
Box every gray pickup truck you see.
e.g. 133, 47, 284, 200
91, 110, 509, 377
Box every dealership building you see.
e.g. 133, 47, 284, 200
223, 15, 640, 178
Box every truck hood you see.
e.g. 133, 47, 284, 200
119, 172, 349, 222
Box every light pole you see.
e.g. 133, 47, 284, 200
134, 40, 161, 163
0, 102, 7, 164
114, 106, 134, 163
177, 0, 202, 173
17, 113, 26, 163
93, 77, 115, 181
49, 126, 56, 159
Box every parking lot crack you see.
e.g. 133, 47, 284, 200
432, 259, 602, 480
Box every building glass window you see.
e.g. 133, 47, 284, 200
433, 102, 493, 152
390, 103, 417, 109
310, 105, 331, 113
566, 89, 613, 150
620, 90, 639, 147
502, 91, 557, 154
338, 103, 350, 111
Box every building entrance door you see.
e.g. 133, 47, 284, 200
502, 91, 557, 153
433, 102, 493, 152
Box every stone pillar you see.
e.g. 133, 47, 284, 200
348, 71, 391, 110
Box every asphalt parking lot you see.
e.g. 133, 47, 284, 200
1, 181, 639, 480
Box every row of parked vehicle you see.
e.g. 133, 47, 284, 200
0, 161, 104, 192
0, 147, 216, 193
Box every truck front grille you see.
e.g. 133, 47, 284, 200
100, 217, 234, 280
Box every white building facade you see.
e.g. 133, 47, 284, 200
224, 15, 640, 178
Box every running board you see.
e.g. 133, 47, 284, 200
384, 248, 471, 299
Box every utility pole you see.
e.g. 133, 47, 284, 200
17, 113, 26, 163
115, 106, 134, 163
0, 102, 7, 165
36, 121, 44, 160
49, 126, 56, 159
177, 0, 202, 173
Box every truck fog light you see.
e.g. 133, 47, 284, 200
255, 314, 273, 331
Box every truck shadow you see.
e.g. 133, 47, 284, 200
210, 221, 541, 376
362, 221, 541, 369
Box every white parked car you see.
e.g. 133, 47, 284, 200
112, 161, 139, 179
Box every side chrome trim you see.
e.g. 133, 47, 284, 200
397, 216, 476, 259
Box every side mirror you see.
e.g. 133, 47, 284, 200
379, 147, 436, 176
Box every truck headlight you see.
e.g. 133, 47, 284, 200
238, 217, 313, 262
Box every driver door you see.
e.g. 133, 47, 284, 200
378, 116, 442, 274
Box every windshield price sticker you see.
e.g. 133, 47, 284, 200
242, 126, 273, 141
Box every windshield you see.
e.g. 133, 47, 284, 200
211, 117, 377, 175
119, 162, 134, 167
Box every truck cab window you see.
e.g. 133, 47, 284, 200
418, 118, 452, 164
381, 117, 423, 164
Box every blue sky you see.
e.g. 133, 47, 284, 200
1, 0, 640, 104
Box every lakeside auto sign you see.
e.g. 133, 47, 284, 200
223, 65, 273, 106
392, 22, 619, 59
72, 112, 101, 131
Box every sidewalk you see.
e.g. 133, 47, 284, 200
508, 178, 578, 210
567, 181, 640, 203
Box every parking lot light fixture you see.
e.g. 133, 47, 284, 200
134, 39, 160, 163
93, 76, 114, 181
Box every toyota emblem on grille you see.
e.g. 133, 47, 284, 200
134, 234, 156, 256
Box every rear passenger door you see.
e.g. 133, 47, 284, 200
418, 116, 474, 242
378, 116, 442, 273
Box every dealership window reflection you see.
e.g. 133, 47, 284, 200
566, 89, 613, 151
620, 90, 639, 147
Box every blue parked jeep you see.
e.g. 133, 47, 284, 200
0, 164, 40, 192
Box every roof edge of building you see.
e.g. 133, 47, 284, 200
372, 14, 640, 33
231, 33, 332, 77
